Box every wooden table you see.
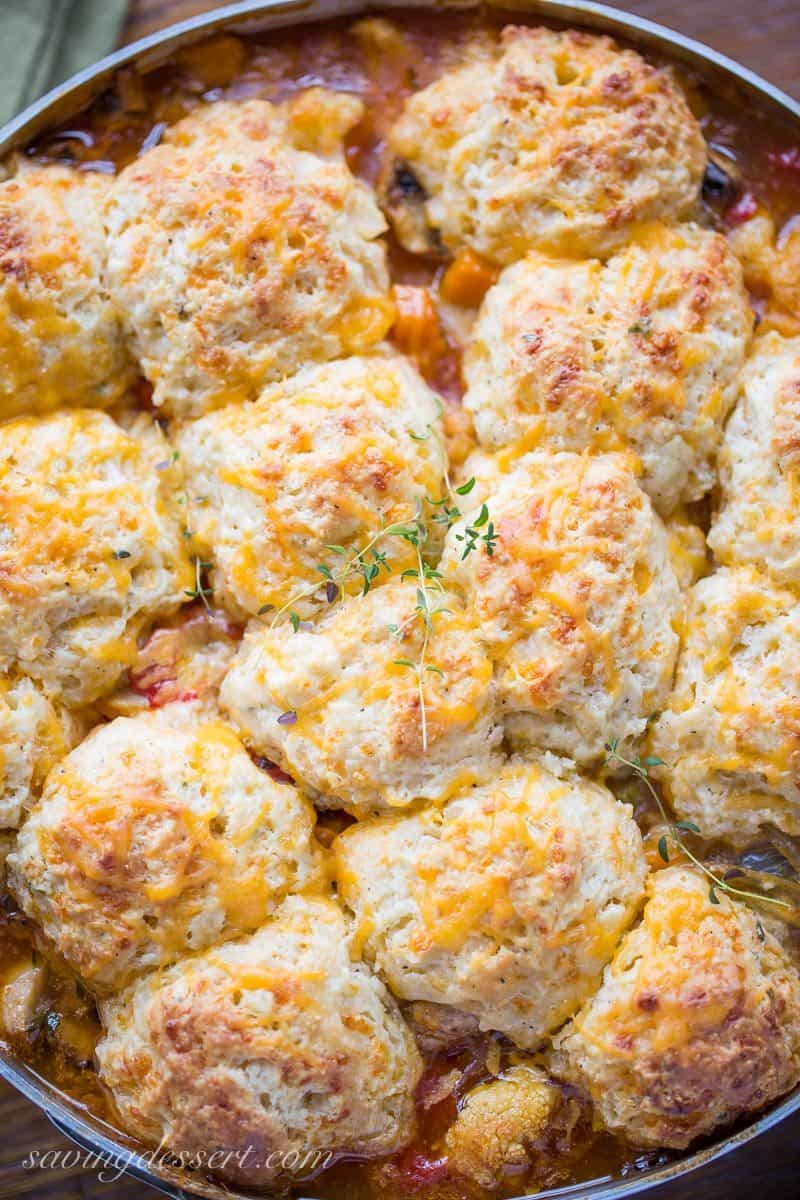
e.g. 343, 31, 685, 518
3, 1, 800, 1198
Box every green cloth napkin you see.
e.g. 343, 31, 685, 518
0, 0, 128, 127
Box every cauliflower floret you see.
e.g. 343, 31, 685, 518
445, 1066, 581, 1190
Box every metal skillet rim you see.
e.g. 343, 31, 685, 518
0, 2, 799, 1198
0, 0, 799, 155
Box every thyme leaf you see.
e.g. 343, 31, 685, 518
185, 556, 213, 611
604, 739, 791, 915
264, 469, 495, 752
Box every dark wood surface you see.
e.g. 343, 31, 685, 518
3, 1, 800, 1198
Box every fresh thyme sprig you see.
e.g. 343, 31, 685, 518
265, 470, 492, 630
455, 502, 497, 560
262, 471, 495, 751
185, 556, 213, 611
263, 521, 416, 630
390, 525, 452, 752
405, 407, 497, 558
604, 739, 791, 915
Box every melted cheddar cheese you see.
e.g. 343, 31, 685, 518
95, 896, 421, 1187
441, 450, 680, 765
0, 164, 134, 418
650, 565, 800, 842
335, 758, 647, 1048
105, 98, 393, 419
221, 577, 501, 816
177, 353, 446, 620
553, 866, 800, 1149
385, 25, 706, 263
0, 409, 193, 704
464, 222, 752, 513
7, 710, 319, 991
710, 332, 800, 583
